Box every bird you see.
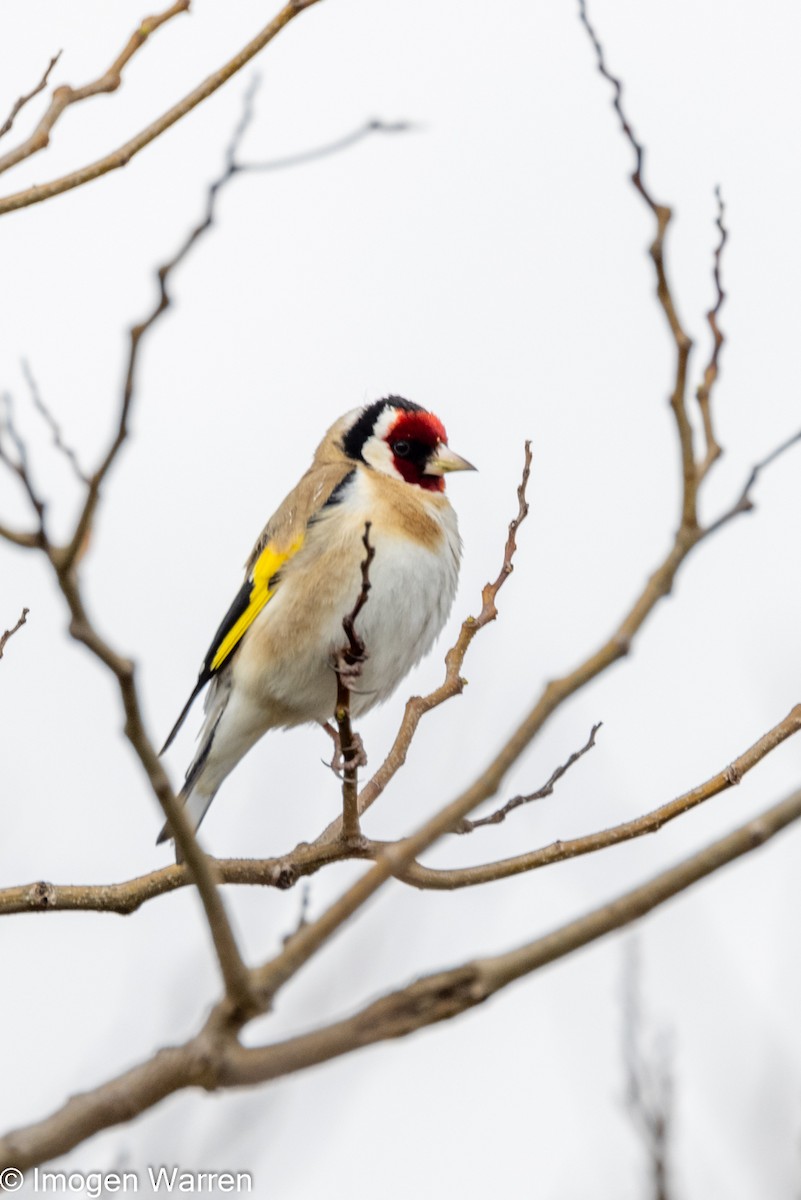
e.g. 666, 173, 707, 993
158, 396, 475, 844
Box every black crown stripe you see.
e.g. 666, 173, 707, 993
341, 396, 424, 462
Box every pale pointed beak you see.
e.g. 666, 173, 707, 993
428, 444, 477, 475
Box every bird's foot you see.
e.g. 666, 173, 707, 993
321, 721, 368, 776
333, 648, 368, 692
342, 730, 368, 772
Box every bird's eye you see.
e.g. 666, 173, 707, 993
393, 440, 410, 458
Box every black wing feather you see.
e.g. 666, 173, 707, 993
159, 576, 253, 755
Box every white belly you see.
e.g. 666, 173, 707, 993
234, 470, 462, 725
349, 526, 459, 714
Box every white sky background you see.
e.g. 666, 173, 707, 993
1, 1, 801, 1196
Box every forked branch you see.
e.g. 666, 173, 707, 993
454, 722, 601, 834
0, 0, 323, 217
5, 771, 801, 1170
0, 51, 61, 142
578, 0, 697, 526
0, 2, 190, 180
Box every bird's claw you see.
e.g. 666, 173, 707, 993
342, 730, 368, 772
321, 722, 367, 776
333, 647, 368, 691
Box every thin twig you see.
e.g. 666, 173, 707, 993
334, 523, 375, 842
237, 119, 414, 173
578, 0, 696, 528
0, 3, 190, 179
704, 428, 801, 536
0, 392, 49, 545
395, 704, 801, 889
695, 186, 727, 481
623, 944, 673, 1200
0, 521, 38, 549
0, 0, 323, 216
282, 884, 312, 948
52, 566, 257, 1016
59, 74, 262, 574
21, 359, 88, 484
455, 723, 601, 833
0, 608, 29, 661
0, 51, 61, 142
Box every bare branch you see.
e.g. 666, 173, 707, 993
0, 521, 39, 549
0, 608, 29, 661
58, 75, 262, 574
0, 51, 61, 142
623, 943, 673, 1200
397, 704, 801, 889
282, 884, 312, 948
1, 687, 797, 922
248, 703, 797, 1007
704, 428, 801, 537
237, 118, 414, 173
0, 842, 363, 918
0, 3, 190, 180
333, 522, 375, 842
0, 392, 49, 545
454, 722, 601, 834
402, 9, 788, 841
0, 93, 272, 1019
577, 0, 696, 528
50, 565, 257, 1016
342, 523, 375, 661
21, 359, 88, 485
0, 0, 323, 217
7, 774, 801, 1169
695, 186, 727, 480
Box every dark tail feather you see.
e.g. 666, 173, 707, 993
160, 678, 206, 756
156, 785, 219, 847
156, 698, 225, 846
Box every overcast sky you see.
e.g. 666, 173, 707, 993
2, 2, 801, 1197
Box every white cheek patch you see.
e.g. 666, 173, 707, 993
362, 407, 404, 478
362, 434, 403, 479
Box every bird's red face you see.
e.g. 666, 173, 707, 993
342, 396, 475, 489
386, 409, 449, 492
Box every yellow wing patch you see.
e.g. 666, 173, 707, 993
210, 534, 303, 672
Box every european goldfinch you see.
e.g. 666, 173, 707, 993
158, 397, 474, 843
